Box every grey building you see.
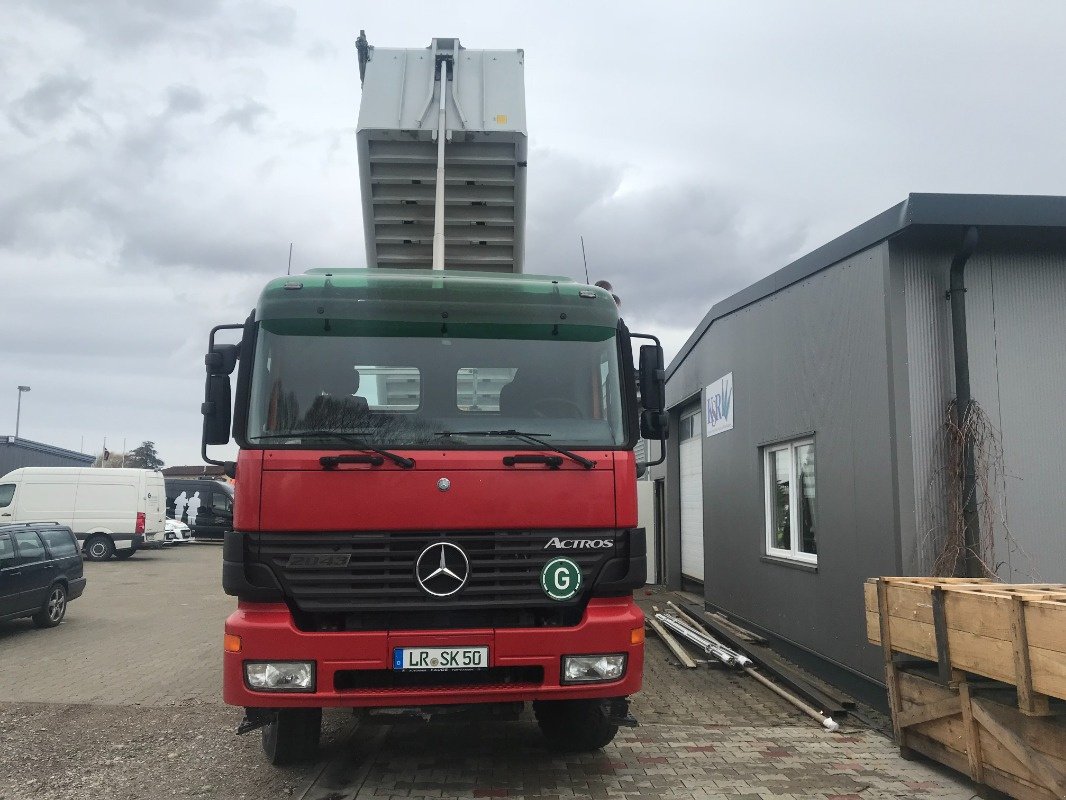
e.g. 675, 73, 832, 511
0, 436, 95, 474
653, 193, 1066, 689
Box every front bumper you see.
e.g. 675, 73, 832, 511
223, 597, 644, 709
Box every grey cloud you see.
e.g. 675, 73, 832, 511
8, 73, 92, 134
217, 99, 271, 133
166, 85, 206, 115
23, 0, 294, 52
525, 149, 807, 331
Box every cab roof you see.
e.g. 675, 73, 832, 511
255, 269, 621, 339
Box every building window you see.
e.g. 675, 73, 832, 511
764, 439, 816, 564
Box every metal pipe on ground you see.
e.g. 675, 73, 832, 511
646, 608, 698, 668
744, 667, 841, 732
655, 612, 752, 668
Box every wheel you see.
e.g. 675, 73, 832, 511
32, 583, 67, 628
113, 548, 136, 560
261, 708, 321, 765
84, 535, 115, 561
534, 699, 619, 752
531, 398, 585, 419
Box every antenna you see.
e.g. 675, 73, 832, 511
287, 243, 293, 276
580, 236, 590, 284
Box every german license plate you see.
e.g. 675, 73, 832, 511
393, 646, 488, 671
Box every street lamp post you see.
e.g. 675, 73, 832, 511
15, 385, 30, 439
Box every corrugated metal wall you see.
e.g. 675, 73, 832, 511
664, 242, 898, 681
895, 242, 955, 574
965, 245, 1066, 581
897, 238, 1066, 582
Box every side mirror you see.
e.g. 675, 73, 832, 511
202, 374, 232, 445
637, 344, 665, 412
631, 335, 669, 469
640, 409, 669, 440
205, 344, 239, 376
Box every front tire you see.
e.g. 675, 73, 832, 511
84, 535, 114, 561
32, 583, 67, 628
261, 708, 321, 765
534, 699, 619, 752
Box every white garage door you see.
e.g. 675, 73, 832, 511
679, 407, 704, 582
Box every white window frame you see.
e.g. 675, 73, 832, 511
763, 438, 816, 565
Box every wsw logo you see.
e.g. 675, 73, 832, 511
707, 380, 732, 426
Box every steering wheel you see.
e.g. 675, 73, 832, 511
531, 398, 586, 419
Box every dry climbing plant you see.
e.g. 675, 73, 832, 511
923, 399, 1036, 579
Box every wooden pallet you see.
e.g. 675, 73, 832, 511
865, 577, 1066, 711
866, 577, 1066, 799
894, 669, 1066, 800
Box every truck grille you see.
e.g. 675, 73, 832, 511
244, 530, 622, 630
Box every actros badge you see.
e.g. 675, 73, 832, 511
414, 542, 470, 597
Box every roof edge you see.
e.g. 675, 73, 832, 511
0, 436, 95, 462
666, 192, 1066, 381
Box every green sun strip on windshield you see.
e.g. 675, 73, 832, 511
259, 318, 616, 342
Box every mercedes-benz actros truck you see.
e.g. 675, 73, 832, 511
203, 34, 667, 765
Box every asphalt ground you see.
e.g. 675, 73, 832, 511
0, 543, 976, 799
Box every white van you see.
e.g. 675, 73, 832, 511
0, 468, 167, 561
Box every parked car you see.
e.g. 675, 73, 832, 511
164, 478, 233, 541
0, 522, 86, 628
164, 518, 192, 545
0, 467, 167, 561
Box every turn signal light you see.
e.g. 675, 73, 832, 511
224, 634, 242, 653
631, 627, 645, 645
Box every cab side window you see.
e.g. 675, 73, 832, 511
0, 483, 14, 507
0, 535, 15, 568
12, 531, 46, 565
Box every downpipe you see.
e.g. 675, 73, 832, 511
946, 226, 981, 577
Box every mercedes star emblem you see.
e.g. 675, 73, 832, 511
414, 542, 470, 597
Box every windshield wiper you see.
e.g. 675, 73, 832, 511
250, 431, 415, 469
437, 429, 596, 470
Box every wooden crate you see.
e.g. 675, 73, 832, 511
865, 577, 1066, 709
894, 669, 1066, 800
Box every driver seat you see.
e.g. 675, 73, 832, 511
301, 369, 370, 429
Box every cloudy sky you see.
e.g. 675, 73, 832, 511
3, 1, 1065, 466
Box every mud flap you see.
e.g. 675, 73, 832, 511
603, 698, 638, 728
236, 707, 277, 735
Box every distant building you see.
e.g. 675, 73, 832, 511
0, 436, 94, 475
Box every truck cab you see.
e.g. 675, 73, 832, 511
205, 268, 667, 763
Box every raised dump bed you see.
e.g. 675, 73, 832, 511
356, 35, 527, 273
865, 577, 1066, 799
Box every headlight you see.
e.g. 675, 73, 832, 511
244, 661, 315, 692
562, 654, 626, 684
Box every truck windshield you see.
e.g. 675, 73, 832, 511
246, 328, 626, 448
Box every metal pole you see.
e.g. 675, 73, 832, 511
15, 386, 30, 439
431, 59, 448, 270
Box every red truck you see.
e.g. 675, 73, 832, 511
202, 269, 668, 763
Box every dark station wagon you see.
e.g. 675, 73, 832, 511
0, 522, 86, 629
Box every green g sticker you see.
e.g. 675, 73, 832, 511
541, 557, 582, 601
